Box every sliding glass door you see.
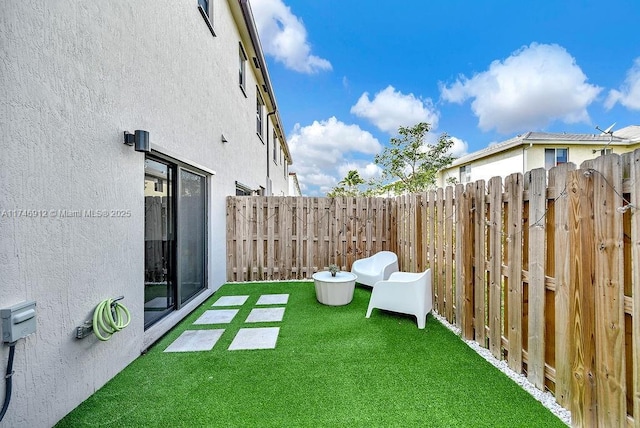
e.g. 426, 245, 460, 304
144, 157, 207, 329
144, 159, 175, 327
178, 169, 207, 304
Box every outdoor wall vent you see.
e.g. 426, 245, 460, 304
123, 130, 150, 152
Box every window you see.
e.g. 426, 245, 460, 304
601, 148, 613, 156
236, 181, 253, 196
545, 148, 568, 170
256, 91, 264, 139
144, 157, 208, 329
273, 130, 278, 162
197, 0, 215, 37
459, 165, 471, 183
239, 43, 247, 94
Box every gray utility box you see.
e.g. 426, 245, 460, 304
1, 300, 37, 343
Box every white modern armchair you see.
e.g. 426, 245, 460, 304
365, 269, 432, 329
350, 251, 399, 287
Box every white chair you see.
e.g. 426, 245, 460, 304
350, 251, 399, 287
365, 269, 432, 329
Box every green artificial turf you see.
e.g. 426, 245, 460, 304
56, 282, 566, 427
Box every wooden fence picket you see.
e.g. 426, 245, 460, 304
592, 155, 626, 427
445, 186, 454, 323
488, 176, 503, 359
629, 149, 640, 424
505, 172, 523, 373
569, 164, 596, 427
474, 180, 487, 346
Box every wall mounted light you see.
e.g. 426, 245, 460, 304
221, 134, 228, 143
123, 130, 150, 152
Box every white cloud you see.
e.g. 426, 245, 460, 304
288, 117, 382, 195
350, 85, 440, 134
337, 162, 382, 181
251, 0, 331, 74
440, 43, 602, 134
448, 136, 468, 158
605, 57, 640, 110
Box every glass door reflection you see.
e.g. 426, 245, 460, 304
144, 159, 175, 328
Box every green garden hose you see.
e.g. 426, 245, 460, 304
93, 298, 131, 341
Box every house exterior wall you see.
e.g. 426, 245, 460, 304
0, 1, 290, 426
439, 140, 640, 188
439, 147, 524, 186
527, 143, 640, 169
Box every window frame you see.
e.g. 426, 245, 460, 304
239, 43, 247, 96
197, 0, 216, 37
256, 89, 264, 140
273, 129, 278, 163
459, 164, 471, 183
235, 181, 253, 196
545, 148, 569, 170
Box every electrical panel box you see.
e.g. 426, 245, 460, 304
1, 300, 37, 343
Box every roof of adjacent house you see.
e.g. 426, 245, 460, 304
448, 125, 640, 168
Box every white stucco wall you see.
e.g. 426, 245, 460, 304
0, 1, 289, 426
439, 147, 525, 186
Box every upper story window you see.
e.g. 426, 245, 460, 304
459, 165, 471, 183
273, 130, 278, 162
198, 0, 215, 37
256, 91, 264, 139
545, 148, 568, 170
239, 43, 247, 94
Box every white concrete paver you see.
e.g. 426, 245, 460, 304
228, 327, 280, 350
245, 307, 285, 323
256, 294, 289, 305
194, 309, 239, 324
212, 295, 249, 306
164, 329, 225, 352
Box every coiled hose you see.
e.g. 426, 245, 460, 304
93, 299, 131, 341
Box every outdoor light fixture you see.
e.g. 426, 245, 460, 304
123, 130, 150, 152
221, 134, 228, 143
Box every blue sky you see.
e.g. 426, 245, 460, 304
251, 0, 640, 196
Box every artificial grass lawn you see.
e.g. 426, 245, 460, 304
56, 282, 566, 427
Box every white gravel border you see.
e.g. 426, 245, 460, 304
432, 312, 571, 426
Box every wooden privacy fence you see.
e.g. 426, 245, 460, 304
226, 149, 640, 427
226, 196, 395, 281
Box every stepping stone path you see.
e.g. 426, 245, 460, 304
164, 294, 289, 353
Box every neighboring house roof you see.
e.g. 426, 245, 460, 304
448, 125, 639, 168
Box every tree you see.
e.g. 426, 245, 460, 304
327, 169, 366, 197
372, 122, 455, 195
